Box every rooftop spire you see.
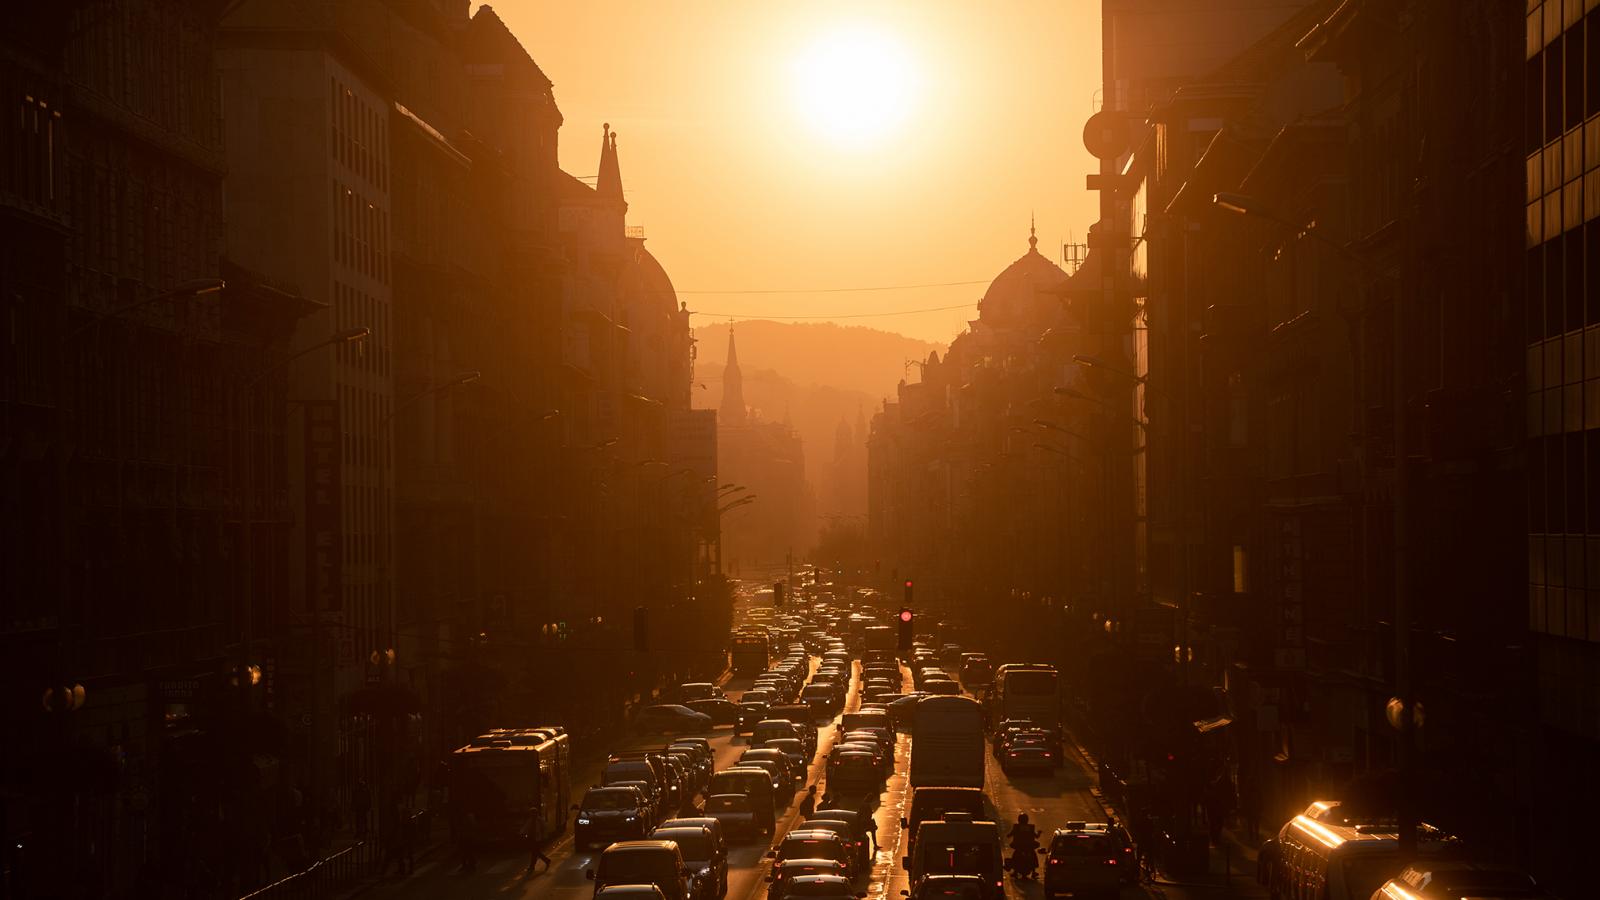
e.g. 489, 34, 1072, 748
722, 325, 746, 421
1029, 212, 1038, 252
597, 122, 624, 202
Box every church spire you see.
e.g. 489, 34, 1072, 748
1028, 212, 1038, 252
598, 122, 625, 204
722, 325, 746, 422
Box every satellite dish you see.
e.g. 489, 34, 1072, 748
1083, 111, 1131, 160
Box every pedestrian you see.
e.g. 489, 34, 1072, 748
523, 812, 552, 878
455, 807, 479, 874
820, 792, 834, 811
856, 795, 878, 853
799, 784, 817, 817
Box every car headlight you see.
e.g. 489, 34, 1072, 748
577, 817, 591, 825
624, 815, 638, 822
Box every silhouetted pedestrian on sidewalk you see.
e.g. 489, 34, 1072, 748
799, 785, 817, 817
523, 813, 552, 878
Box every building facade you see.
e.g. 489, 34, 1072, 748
2, 3, 317, 896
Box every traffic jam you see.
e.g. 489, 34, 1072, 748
413, 580, 1149, 900
392, 579, 1494, 900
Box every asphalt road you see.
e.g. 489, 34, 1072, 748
362, 647, 1258, 900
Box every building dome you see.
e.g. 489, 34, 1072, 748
977, 221, 1069, 328
631, 242, 677, 314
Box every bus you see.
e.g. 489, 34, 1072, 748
731, 630, 770, 676
863, 625, 895, 653
909, 695, 986, 788
450, 727, 571, 843
992, 663, 1060, 730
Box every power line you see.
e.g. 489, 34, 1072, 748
676, 278, 990, 295
688, 302, 978, 320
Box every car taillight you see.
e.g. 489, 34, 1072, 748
1049, 858, 1060, 864
1105, 858, 1119, 865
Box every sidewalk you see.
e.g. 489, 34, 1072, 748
1066, 728, 1268, 898
333, 665, 737, 899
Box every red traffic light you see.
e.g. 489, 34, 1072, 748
899, 608, 913, 623
905, 579, 913, 588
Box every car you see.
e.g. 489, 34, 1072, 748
680, 682, 725, 702
780, 874, 863, 900
770, 829, 855, 878
903, 814, 1003, 900
736, 757, 795, 803
766, 858, 848, 900
885, 693, 926, 729
575, 786, 654, 849
832, 739, 889, 775
997, 729, 1058, 773
801, 684, 839, 715
904, 874, 989, 900
596, 886, 668, 900
703, 793, 761, 839
766, 737, 808, 773
737, 701, 771, 734
651, 824, 728, 900
902, 788, 990, 864
588, 840, 692, 900
687, 699, 741, 727
741, 748, 801, 784
825, 751, 881, 803
806, 808, 873, 871
708, 768, 779, 833
637, 705, 714, 734
751, 719, 803, 750
923, 679, 962, 696
742, 689, 776, 707
1043, 823, 1123, 900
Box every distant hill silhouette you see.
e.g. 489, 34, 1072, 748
693, 320, 944, 400
693, 321, 945, 530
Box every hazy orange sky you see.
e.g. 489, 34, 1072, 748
479, 1, 1103, 343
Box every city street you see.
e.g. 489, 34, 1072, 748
362, 637, 1263, 900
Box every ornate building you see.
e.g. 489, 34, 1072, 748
716, 328, 812, 574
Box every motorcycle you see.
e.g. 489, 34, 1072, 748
1004, 845, 1043, 879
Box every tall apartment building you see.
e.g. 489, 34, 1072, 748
218, 0, 398, 799
1524, 1, 1600, 893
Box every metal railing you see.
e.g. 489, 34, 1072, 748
237, 808, 431, 900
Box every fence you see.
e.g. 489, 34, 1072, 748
237, 809, 431, 900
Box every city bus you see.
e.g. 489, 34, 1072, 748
991, 663, 1060, 730
450, 727, 571, 843
731, 630, 770, 676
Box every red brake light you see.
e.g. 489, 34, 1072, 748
1105, 858, 1119, 865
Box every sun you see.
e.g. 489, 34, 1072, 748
790, 25, 919, 149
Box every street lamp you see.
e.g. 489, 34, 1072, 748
1072, 353, 1146, 385
1053, 385, 1104, 405
63, 276, 227, 342
1211, 192, 1357, 261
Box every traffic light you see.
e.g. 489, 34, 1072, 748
898, 606, 914, 652
903, 579, 914, 605
774, 581, 786, 607
633, 605, 649, 653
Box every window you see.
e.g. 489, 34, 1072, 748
1531, 52, 1547, 152
1589, 9, 1600, 119
1568, 17, 1585, 131
1548, 37, 1565, 144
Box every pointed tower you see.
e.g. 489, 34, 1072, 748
597, 122, 625, 208
722, 326, 746, 422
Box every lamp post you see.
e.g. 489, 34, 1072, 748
1212, 190, 1418, 849
61, 276, 226, 343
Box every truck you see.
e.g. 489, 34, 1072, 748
909, 695, 986, 788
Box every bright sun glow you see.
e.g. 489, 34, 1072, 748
791, 25, 919, 149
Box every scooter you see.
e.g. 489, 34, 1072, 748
1005, 845, 1043, 879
